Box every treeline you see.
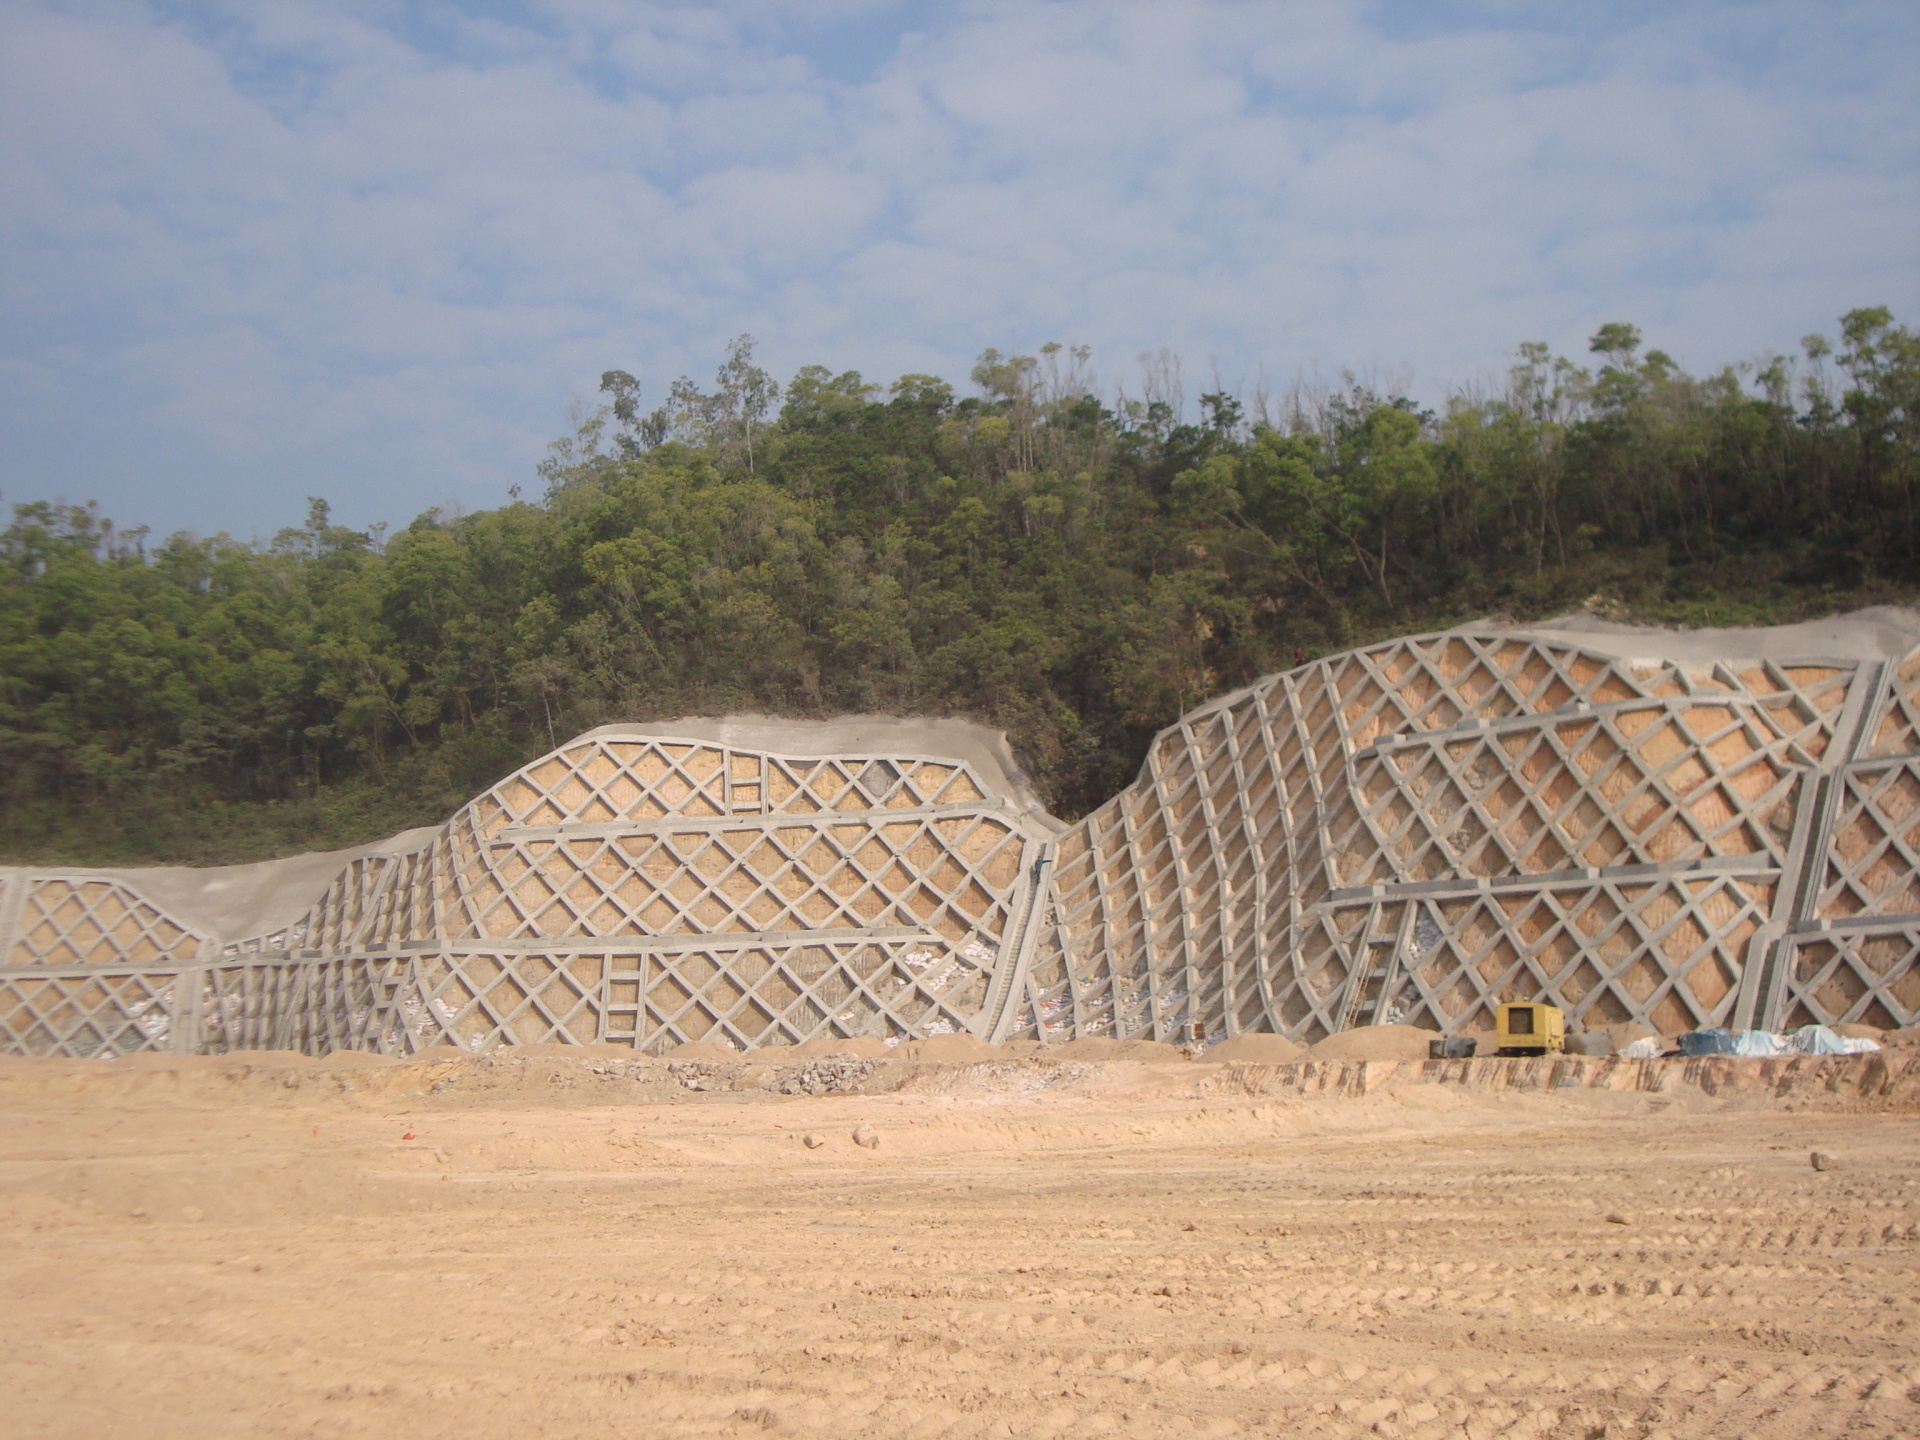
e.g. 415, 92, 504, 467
2, 308, 1915, 864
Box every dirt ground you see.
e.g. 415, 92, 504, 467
1, 1050, 1916, 1440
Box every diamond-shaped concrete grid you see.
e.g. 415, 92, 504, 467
464, 740, 989, 836
436, 814, 1026, 950
296, 855, 393, 953
610, 936, 987, 1052
0, 969, 177, 1057
200, 957, 402, 1054
1342, 873, 1775, 1037
10, 879, 203, 967
1780, 925, 1920, 1030
1014, 634, 1863, 1045
1868, 653, 1920, 759
1817, 759, 1920, 922
3, 632, 1914, 1056
1348, 704, 1802, 882
228, 848, 434, 957
397, 950, 606, 1051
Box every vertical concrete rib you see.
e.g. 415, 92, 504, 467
1751, 659, 1889, 1030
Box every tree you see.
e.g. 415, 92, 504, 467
4, 311, 1916, 866
651, 335, 783, 473
1834, 307, 1920, 552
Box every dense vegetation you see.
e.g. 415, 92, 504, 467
3, 309, 1916, 865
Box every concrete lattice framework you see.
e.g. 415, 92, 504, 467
5, 619, 1920, 1057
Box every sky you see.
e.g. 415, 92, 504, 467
2, 0, 1916, 540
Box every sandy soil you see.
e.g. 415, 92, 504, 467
2, 1051, 1917, 1440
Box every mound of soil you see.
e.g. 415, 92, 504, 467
99, 1052, 215, 1071
895, 1034, 998, 1062
199, 1049, 312, 1067
1112, 1039, 1190, 1063
1204, 1033, 1305, 1063
315, 1050, 402, 1068
1038, 1036, 1189, 1062
787, 1036, 893, 1058
665, 1040, 740, 1060
1047, 1037, 1125, 1059
1307, 1024, 1441, 1062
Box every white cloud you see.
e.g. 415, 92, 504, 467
0, 0, 1914, 534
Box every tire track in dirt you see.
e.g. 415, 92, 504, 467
1, 1056, 1917, 1438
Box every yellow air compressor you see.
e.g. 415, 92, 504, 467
1494, 1002, 1565, 1057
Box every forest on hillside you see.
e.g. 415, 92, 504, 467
2, 308, 1916, 866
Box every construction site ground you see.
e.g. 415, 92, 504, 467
2, 1048, 1917, 1440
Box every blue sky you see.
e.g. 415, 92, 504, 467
2, 0, 1915, 539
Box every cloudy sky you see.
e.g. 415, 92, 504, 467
2, 1, 1916, 538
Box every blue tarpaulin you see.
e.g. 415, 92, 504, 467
1674, 1024, 1877, 1057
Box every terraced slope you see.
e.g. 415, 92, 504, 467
4, 612, 1920, 1056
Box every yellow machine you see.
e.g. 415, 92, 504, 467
1495, 1002, 1565, 1057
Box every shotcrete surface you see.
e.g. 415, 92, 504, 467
0, 826, 441, 945
1520, 605, 1920, 664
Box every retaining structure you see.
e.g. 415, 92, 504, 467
5, 622, 1918, 1057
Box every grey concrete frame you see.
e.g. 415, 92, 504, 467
4, 628, 1919, 1057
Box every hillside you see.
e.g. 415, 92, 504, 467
2, 309, 1915, 866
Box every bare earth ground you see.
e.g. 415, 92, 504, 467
2, 1052, 1917, 1440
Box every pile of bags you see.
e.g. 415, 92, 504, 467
1619, 1024, 1882, 1060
